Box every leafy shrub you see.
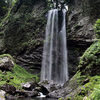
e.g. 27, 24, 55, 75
87, 85, 100, 100
94, 19, 100, 39
79, 40, 100, 76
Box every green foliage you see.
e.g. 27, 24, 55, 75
94, 19, 100, 39
86, 85, 100, 100
65, 40, 100, 100
79, 40, 100, 76
59, 98, 63, 100
12, 0, 17, 5
0, 1, 15, 26
72, 71, 87, 85
66, 97, 71, 100
73, 95, 84, 100
0, 0, 18, 26
84, 76, 100, 94
90, 86, 100, 100
69, 76, 100, 100
3, 5, 46, 55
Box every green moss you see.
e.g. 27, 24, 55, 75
0, 64, 39, 89
0, 54, 14, 60
0, 54, 39, 89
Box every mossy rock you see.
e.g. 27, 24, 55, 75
78, 40, 100, 76
0, 54, 39, 89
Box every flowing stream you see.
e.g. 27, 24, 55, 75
41, 9, 69, 84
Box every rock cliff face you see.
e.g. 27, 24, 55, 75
67, 0, 100, 77
67, 0, 100, 41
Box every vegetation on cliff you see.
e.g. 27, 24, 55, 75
61, 40, 100, 100
94, 19, 100, 39
62, 18, 100, 99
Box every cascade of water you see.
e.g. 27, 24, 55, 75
41, 9, 68, 84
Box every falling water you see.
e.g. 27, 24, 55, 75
41, 9, 68, 84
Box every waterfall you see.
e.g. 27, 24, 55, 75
41, 9, 68, 84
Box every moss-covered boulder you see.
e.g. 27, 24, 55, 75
0, 54, 14, 71
0, 54, 39, 90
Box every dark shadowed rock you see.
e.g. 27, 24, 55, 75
16, 90, 39, 97
67, 0, 100, 78
5, 89, 39, 99
24, 91, 39, 97
2, 84, 16, 94
35, 86, 49, 95
6, 94, 18, 100
37, 80, 61, 95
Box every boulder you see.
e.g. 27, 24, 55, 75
21, 82, 31, 90
47, 90, 61, 99
37, 80, 61, 95
35, 86, 49, 95
6, 95, 17, 100
24, 91, 39, 97
21, 81, 38, 91
0, 90, 6, 100
39, 80, 61, 92
16, 90, 39, 97
0, 56, 14, 71
2, 84, 16, 94
5, 90, 39, 99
